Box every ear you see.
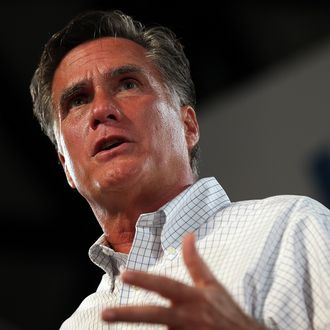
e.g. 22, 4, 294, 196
181, 105, 200, 151
57, 152, 76, 189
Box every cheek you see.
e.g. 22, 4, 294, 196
58, 122, 88, 176
60, 114, 89, 152
147, 106, 187, 155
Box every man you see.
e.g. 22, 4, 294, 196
30, 10, 330, 329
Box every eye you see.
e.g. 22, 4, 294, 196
67, 94, 90, 109
118, 79, 139, 91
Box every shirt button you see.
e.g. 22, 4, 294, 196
165, 246, 177, 260
167, 246, 177, 255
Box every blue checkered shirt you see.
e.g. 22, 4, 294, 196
60, 177, 330, 329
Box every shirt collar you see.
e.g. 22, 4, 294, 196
160, 177, 231, 250
89, 177, 230, 274
89, 235, 127, 281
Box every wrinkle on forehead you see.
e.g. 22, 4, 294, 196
53, 37, 161, 89
52, 37, 179, 114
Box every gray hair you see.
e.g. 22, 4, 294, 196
30, 10, 200, 177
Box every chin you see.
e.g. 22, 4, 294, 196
93, 162, 144, 193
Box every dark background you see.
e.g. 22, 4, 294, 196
1, 1, 330, 329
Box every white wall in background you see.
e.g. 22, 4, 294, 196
199, 41, 330, 202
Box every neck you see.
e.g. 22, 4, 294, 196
89, 180, 194, 253
106, 229, 135, 254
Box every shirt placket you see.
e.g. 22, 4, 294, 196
119, 212, 164, 305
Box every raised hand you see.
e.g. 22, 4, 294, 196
102, 233, 266, 329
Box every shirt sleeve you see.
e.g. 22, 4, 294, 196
263, 197, 330, 330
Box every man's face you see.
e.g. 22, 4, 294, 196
52, 37, 199, 204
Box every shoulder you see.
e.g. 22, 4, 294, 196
227, 194, 329, 221
230, 194, 327, 210
213, 195, 330, 240
259, 195, 330, 230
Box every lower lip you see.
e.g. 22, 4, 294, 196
94, 142, 132, 161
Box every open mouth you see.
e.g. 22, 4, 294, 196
94, 137, 129, 156
100, 139, 125, 151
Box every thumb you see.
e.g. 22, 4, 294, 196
182, 233, 218, 287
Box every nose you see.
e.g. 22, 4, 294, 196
89, 92, 122, 129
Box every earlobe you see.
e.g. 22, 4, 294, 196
58, 152, 76, 189
182, 106, 200, 151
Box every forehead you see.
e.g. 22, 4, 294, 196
60, 37, 150, 67
52, 37, 159, 92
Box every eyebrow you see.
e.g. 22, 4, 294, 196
107, 64, 144, 78
59, 83, 87, 109
58, 65, 145, 108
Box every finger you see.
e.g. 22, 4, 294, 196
121, 270, 197, 303
102, 305, 179, 327
182, 233, 218, 287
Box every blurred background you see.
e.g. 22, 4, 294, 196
0, 1, 330, 329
